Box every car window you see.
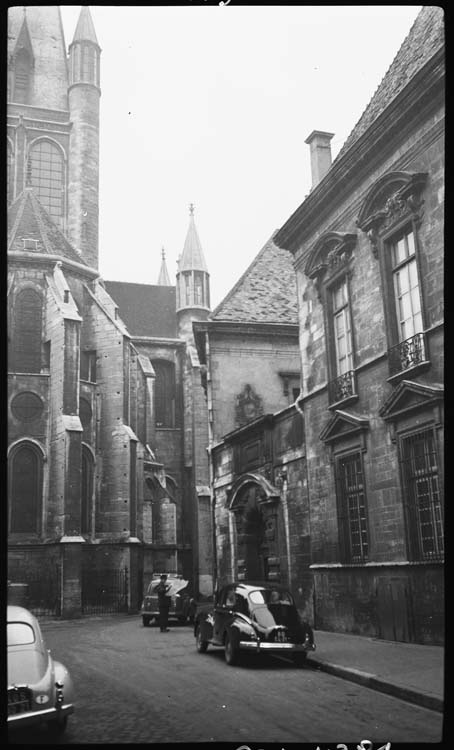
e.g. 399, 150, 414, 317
249, 590, 266, 604
234, 594, 249, 615
8, 622, 35, 646
225, 589, 235, 608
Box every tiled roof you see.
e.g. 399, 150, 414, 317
8, 188, 87, 266
336, 6, 444, 161
104, 281, 177, 338
210, 234, 298, 324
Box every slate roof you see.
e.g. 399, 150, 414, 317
336, 6, 444, 161
8, 188, 87, 266
210, 234, 298, 325
104, 281, 177, 339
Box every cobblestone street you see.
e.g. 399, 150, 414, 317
8, 615, 443, 745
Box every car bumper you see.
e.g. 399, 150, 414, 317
239, 641, 316, 653
8, 703, 74, 728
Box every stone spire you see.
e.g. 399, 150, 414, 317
157, 247, 172, 286
178, 204, 208, 274
72, 6, 99, 46
176, 204, 210, 326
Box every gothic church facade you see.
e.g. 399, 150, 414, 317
7, 6, 212, 616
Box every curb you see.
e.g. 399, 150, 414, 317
307, 657, 443, 713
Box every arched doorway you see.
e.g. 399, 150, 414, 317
229, 474, 281, 583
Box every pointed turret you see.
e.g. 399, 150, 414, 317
67, 5, 101, 270
176, 204, 210, 312
157, 248, 172, 286
72, 5, 100, 47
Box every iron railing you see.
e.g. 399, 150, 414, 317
388, 332, 426, 376
81, 567, 128, 615
328, 369, 356, 404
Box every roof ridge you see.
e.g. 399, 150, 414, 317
334, 6, 444, 162
7, 191, 28, 252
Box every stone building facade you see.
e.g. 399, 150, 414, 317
275, 6, 444, 644
194, 235, 314, 620
7, 6, 212, 616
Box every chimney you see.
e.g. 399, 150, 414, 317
305, 130, 334, 189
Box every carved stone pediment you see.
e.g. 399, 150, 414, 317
305, 232, 357, 292
235, 384, 264, 427
319, 409, 369, 444
379, 380, 444, 421
356, 171, 427, 257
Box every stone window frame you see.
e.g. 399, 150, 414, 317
8, 285, 44, 374
356, 170, 430, 383
334, 446, 370, 565
396, 422, 443, 563
152, 359, 176, 428
8, 439, 45, 537
26, 136, 67, 226
304, 231, 358, 408
81, 443, 95, 537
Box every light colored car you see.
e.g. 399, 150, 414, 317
7, 605, 74, 735
140, 573, 196, 626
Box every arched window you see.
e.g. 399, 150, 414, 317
13, 49, 32, 103
9, 442, 43, 534
152, 360, 176, 428
27, 140, 64, 224
81, 445, 94, 535
9, 288, 42, 373
79, 398, 93, 443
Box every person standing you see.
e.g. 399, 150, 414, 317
156, 574, 171, 632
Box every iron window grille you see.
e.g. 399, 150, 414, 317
336, 452, 369, 563
400, 428, 443, 561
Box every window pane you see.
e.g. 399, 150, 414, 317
407, 230, 415, 256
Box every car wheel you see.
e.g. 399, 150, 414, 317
224, 631, 240, 666
196, 625, 209, 653
293, 652, 307, 667
142, 615, 152, 627
47, 716, 68, 735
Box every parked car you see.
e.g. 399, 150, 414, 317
7, 605, 74, 734
140, 574, 196, 626
194, 582, 315, 666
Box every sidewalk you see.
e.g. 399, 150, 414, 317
307, 629, 444, 713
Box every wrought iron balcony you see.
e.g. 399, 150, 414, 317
328, 370, 356, 404
388, 332, 426, 376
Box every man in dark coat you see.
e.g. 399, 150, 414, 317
155, 574, 171, 632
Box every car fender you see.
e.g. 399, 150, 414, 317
196, 613, 214, 640
53, 660, 74, 705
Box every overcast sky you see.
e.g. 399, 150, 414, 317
61, 5, 421, 308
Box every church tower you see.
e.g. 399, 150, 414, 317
67, 6, 101, 269
176, 204, 211, 342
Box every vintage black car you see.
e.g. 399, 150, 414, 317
194, 582, 315, 666
140, 574, 196, 626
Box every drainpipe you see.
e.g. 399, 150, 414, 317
204, 331, 217, 595
280, 471, 292, 586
